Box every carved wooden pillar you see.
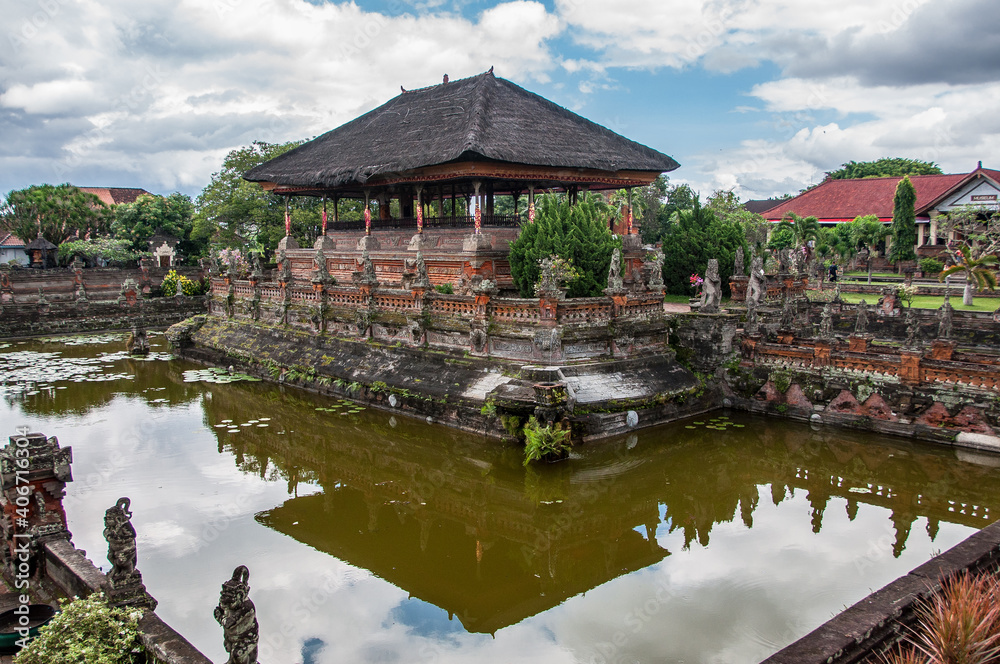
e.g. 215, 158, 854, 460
473, 181, 482, 234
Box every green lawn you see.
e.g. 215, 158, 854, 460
843, 271, 901, 279
832, 292, 998, 312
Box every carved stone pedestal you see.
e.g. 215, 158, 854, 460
462, 233, 492, 252
848, 335, 870, 353
929, 339, 956, 361
356, 235, 380, 251
277, 235, 299, 251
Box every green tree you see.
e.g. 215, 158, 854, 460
660, 199, 746, 296
936, 205, 1000, 305
775, 212, 820, 248
57, 237, 146, 267
888, 175, 917, 264
817, 223, 858, 273
112, 192, 200, 259
194, 140, 317, 252
0, 184, 113, 245
766, 226, 796, 251
637, 175, 668, 242
643, 182, 698, 244
508, 193, 619, 298
824, 158, 943, 180
850, 214, 888, 284
705, 188, 742, 217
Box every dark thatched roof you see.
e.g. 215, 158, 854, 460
244, 70, 679, 190
25, 235, 57, 250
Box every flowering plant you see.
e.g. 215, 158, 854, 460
15, 592, 145, 664
689, 273, 704, 295
217, 248, 250, 278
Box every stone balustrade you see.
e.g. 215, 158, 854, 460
746, 335, 1000, 391
209, 274, 670, 364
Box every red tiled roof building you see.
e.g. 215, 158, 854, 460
764, 163, 1000, 250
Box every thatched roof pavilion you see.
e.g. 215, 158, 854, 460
245, 69, 678, 233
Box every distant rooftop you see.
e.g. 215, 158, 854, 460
0, 233, 25, 248
764, 165, 1000, 222
77, 187, 154, 206
743, 199, 783, 215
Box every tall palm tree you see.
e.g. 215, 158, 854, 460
776, 212, 820, 248
939, 244, 998, 306
775, 212, 820, 273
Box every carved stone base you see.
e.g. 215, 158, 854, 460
407, 233, 426, 251
356, 235, 381, 251
277, 235, 299, 251
462, 233, 492, 252
621, 234, 642, 250
313, 235, 335, 251
104, 577, 157, 611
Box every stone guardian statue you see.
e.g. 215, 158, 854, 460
607, 247, 623, 291
937, 301, 953, 339
700, 259, 722, 313
103, 497, 156, 609
854, 300, 869, 335
819, 304, 834, 339
215, 565, 259, 664
746, 256, 765, 306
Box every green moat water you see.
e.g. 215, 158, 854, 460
3, 333, 1000, 663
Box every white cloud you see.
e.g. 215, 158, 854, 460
684, 75, 1000, 199
0, 0, 561, 194
553, 0, 929, 71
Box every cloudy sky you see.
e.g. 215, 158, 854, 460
2, 0, 999, 203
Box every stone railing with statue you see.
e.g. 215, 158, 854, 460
206, 244, 672, 364
728, 246, 811, 303
739, 285, 1000, 397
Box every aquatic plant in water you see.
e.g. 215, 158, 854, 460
182, 368, 261, 384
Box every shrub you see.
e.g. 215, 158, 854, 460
57, 238, 146, 267
161, 270, 205, 297
508, 193, 619, 298
883, 572, 1000, 664
522, 416, 571, 466
15, 592, 145, 664
919, 258, 944, 274
434, 283, 454, 295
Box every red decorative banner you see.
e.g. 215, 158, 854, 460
528, 202, 535, 223
626, 207, 633, 235
285, 208, 291, 236
321, 200, 328, 234
474, 202, 482, 234
364, 206, 371, 235
417, 204, 423, 233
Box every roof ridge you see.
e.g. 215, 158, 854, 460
401, 69, 493, 95
462, 73, 493, 155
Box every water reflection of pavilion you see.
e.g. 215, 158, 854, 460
206, 386, 1000, 633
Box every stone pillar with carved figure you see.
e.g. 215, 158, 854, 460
0, 430, 73, 584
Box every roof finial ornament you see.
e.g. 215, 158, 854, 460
401, 85, 406, 93
978, 160, 983, 169
442, 74, 449, 84
487, 66, 493, 75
